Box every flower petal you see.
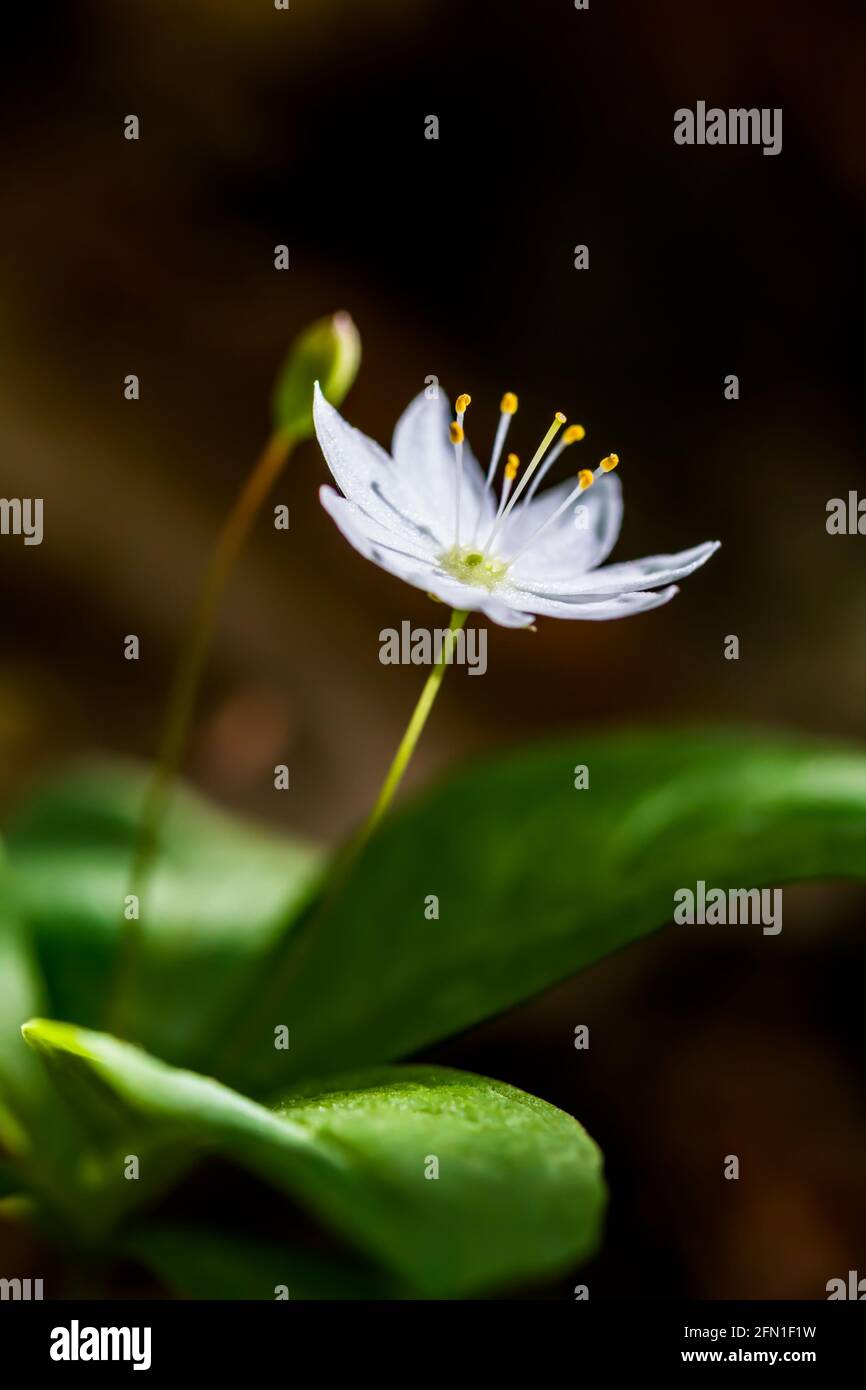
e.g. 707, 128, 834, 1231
474, 598, 534, 628
320, 486, 439, 579
321, 488, 533, 628
313, 385, 440, 546
421, 577, 534, 629
514, 541, 720, 599
503, 472, 623, 581
391, 390, 496, 544
498, 583, 682, 620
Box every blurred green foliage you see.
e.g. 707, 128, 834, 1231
3, 729, 866, 1294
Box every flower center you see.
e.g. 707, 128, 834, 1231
439, 545, 509, 591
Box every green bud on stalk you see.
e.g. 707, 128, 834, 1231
272, 311, 361, 439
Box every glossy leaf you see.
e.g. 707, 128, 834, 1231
222, 730, 866, 1091
23, 1020, 605, 1296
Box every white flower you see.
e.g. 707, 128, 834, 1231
313, 383, 719, 629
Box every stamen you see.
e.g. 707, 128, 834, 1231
456, 393, 472, 417
506, 455, 619, 566
451, 414, 466, 544
524, 421, 586, 504
498, 452, 520, 512
486, 393, 518, 480
470, 391, 519, 542
485, 412, 566, 551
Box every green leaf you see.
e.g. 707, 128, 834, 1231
23, 1020, 605, 1296
0, 861, 98, 1228
5, 762, 322, 1069
271, 311, 361, 439
123, 1223, 401, 1300
0, 900, 47, 1155
223, 729, 866, 1091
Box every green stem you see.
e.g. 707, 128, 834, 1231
216, 608, 468, 1073
361, 608, 469, 846
107, 426, 296, 1037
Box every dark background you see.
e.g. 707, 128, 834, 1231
1, 0, 864, 1297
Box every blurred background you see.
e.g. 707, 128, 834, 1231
1, 0, 864, 1298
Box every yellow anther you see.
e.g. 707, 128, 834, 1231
564, 424, 586, 444
450, 422, 464, 444
500, 392, 518, 415
555, 411, 567, 425
505, 453, 519, 481
600, 453, 619, 472
578, 469, 594, 489
456, 393, 472, 414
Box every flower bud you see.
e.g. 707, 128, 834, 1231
271, 311, 361, 439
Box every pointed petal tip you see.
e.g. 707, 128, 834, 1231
319, 482, 348, 514
697, 539, 722, 563
312, 378, 350, 444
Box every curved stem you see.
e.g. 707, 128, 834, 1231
107, 426, 295, 1037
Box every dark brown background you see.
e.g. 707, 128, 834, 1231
1, 0, 864, 1297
